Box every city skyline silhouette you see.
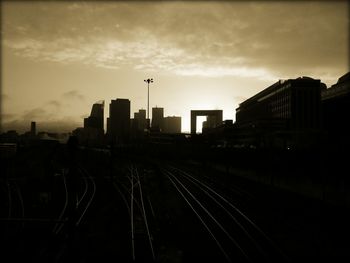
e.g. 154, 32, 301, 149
1, 2, 350, 262
1, 1, 348, 133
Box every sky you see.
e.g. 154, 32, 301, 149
1, 1, 349, 133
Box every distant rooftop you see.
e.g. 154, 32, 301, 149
238, 76, 320, 107
336, 72, 350, 85
322, 72, 350, 100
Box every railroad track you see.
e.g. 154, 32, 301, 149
174, 162, 256, 201
53, 166, 96, 232
162, 165, 291, 263
75, 165, 96, 227
0, 179, 25, 230
1, 145, 100, 262
46, 165, 96, 263
113, 163, 156, 262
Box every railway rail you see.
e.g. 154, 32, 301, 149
113, 163, 156, 261
162, 165, 290, 262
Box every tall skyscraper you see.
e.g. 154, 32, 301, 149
152, 107, 164, 131
109, 98, 130, 142
84, 101, 104, 131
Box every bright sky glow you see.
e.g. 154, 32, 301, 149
1, 1, 348, 133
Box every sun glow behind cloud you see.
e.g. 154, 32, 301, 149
1, 1, 348, 133
4, 37, 276, 81
174, 65, 275, 81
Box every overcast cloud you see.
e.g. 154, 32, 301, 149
1, 1, 348, 133
3, 1, 348, 80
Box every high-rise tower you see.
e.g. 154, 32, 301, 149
108, 98, 130, 142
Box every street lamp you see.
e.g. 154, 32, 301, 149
144, 78, 153, 128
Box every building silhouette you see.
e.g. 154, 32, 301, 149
84, 101, 104, 131
234, 77, 325, 148
151, 107, 164, 131
202, 116, 219, 133
31, 121, 36, 136
134, 109, 147, 131
236, 77, 325, 130
108, 98, 130, 143
131, 109, 147, 139
321, 72, 350, 143
73, 101, 104, 146
191, 110, 223, 134
163, 116, 181, 134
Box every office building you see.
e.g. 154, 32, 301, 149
234, 77, 325, 149
108, 98, 130, 143
134, 109, 147, 131
202, 116, 219, 133
152, 107, 164, 131
236, 77, 324, 131
191, 110, 223, 134
321, 72, 350, 139
84, 101, 104, 131
163, 116, 181, 134
73, 100, 104, 146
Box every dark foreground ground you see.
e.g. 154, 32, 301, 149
1, 144, 349, 262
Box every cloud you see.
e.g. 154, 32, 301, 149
22, 107, 48, 120
47, 100, 61, 108
1, 99, 81, 133
1, 107, 50, 133
1, 113, 16, 121
2, 1, 348, 81
62, 90, 85, 101
172, 64, 275, 81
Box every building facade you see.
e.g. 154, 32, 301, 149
134, 109, 147, 131
202, 116, 220, 133
321, 72, 350, 142
151, 107, 164, 131
108, 98, 130, 143
236, 77, 324, 131
84, 101, 104, 131
234, 77, 325, 149
163, 116, 181, 134
190, 110, 223, 134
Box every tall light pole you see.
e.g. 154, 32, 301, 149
144, 78, 153, 128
